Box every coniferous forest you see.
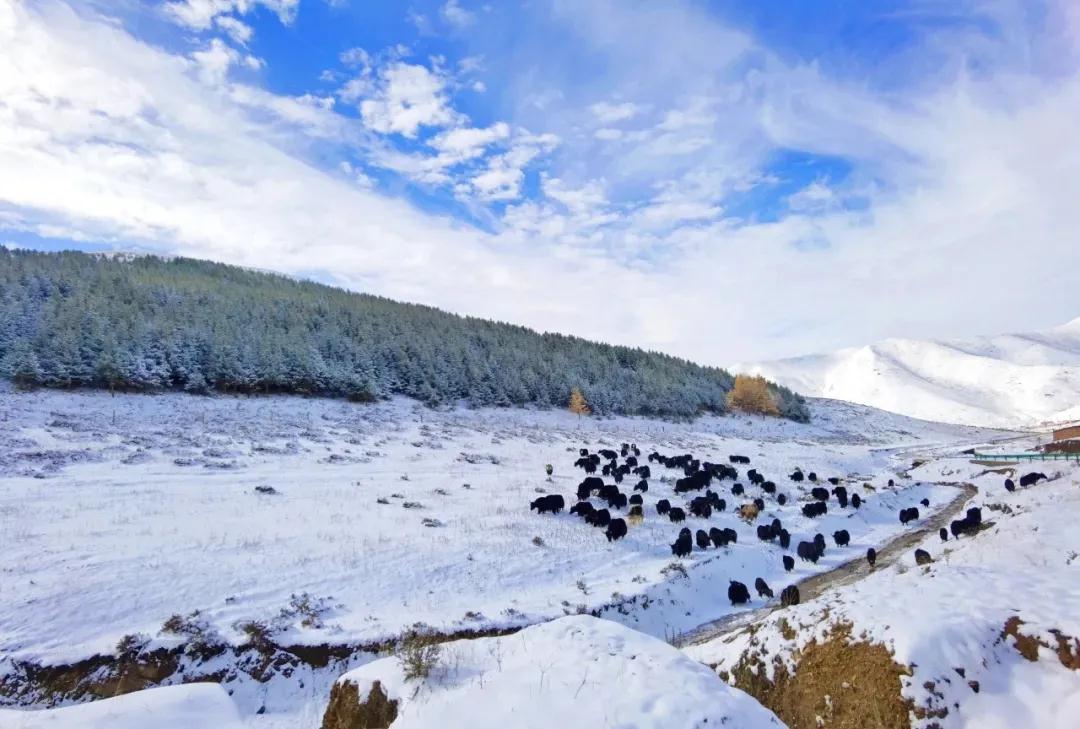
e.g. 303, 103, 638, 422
0, 249, 808, 420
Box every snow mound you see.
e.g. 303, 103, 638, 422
736, 317, 1080, 429
0, 684, 242, 729
331, 615, 786, 729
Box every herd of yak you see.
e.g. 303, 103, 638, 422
530, 443, 1051, 608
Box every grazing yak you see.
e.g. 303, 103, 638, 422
808, 472, 818, 482
755, 577, 774, 599
813, 533, 826, 554
628, 505, 644, 524
577, 476, 603, 500
827, 477, 841, 486
689, 497, 713, 519
738, 502, 760, 522
951, 507, 983, 538
607, 492, 628, 510
731, 483, 745, 496
899, 507, 920, 525
802, 501, 828, 518
753, 497, 766, 512
851, 493, 862, 509
920, 498, 930, 507
780, 585, 800, 607
708, 527, 726, 548
832, 529, 850, 547
632, 465, 652, 479
914, 548, 933, 565
783, 555, 795, 572
777, 493, 788, 506
866, 547, 877, 567
570, 502, 595, 518
728, 581, 751, 605
675, 472, 711, 494
530, 494, 565, 514
762, 481, 777, 494
629, 494, 643, 506
778, 529, 791, 550
729, 454, 751, 464
756, 524, 776, 542
605, 518, 628, 542
696, 529, 711, 550
671, 528, 693, 557
633, 480, 649, 493
940, 527, 949, 541
656, 499, 671, 516
586, 508, 611, 528
598, 449, 618, 461
1019, 472, 1047, 487
575, 454, 601, 473
747, 469, 764, 485
797, 540, 821, 563
811, 487, 829, 502
668, 507, 687, 523
723, 527, 738, 544
1004, 478, 1015, 492
789, 469, 805, 482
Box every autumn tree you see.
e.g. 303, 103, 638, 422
568, 387, 590, 416
727, 374, 779, 416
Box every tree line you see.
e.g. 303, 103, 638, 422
0, 249, 809, 421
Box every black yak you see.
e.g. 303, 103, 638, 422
914, 548, 933, 566
605, 518, 628, 542
783, 555, 795, 572
780, 585, 800, 607
757, 524, 775, 542
728, 581, 751, 605
797, 540, 821, 563
671, 530, 693, 557
731, 483, 745, 496
1004, 478, 1015, 492
634, 479, 649, 493
754, 577, 774, 599
777, 493, 788, 506
709, 527, 727, 548
696, 529, 711, 550
851, 493, 862, 509
656, 499, 671, 515
586, 508, 611, 527
789, 469, 805, 482
940, 527, 948, 541
530, 494, 565, 514
866, 547, 877, 567
723, 527, 738, 544
832, 529, 850, 547
778, 529, 791, 550
811, 487, 829, 502
570, 501, 595, 518
668, 507, 687, 523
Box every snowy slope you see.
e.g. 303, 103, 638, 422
0, 684, 243, 729
331, 615, 785, 729
687, 457, 1080, 728
736, 317, 1080, 429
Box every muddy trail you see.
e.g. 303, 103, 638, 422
675, 480, 979, 647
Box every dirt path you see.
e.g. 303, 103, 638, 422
675, 480, 978, 647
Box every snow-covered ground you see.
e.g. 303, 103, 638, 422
329, 615, 786, 728
0, 387, 1021, 726
737, 316, 1080, 429
0, 684, 243, 729
686, 452, 1080, 728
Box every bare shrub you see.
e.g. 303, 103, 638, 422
397, 627, 443, 682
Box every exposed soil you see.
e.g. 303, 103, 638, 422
726, 622, 915, 729
321, 679, 398, 729
1001, 616, 1080, 670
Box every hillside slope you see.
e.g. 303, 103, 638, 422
0, 249, 807, 420
736, 318, 1080, 429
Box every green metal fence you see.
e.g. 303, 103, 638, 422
971, 452, 1080, 462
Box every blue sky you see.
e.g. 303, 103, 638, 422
1, 0, 1078, 362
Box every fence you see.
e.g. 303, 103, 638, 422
971, 451, 1080, 462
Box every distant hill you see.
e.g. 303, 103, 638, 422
0, 249, 808, 420
736, 319, 1080, 429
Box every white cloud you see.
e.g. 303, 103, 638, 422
354, 62, 460, 137
189, 38, 241, 85
163, 0, 298, 30
589, 101, 641, 123
441, 0, 474, 29
213, 15, 252, 45
429, 122, 510, 163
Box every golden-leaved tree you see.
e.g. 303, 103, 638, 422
727, 374, 779, 416
568, 387, 591, 416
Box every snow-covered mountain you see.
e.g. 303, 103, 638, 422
736, 317, 1080, 430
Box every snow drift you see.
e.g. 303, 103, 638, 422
327, 615, 786, 728
736, 317, 1080, 429
0, 684, 242, 729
